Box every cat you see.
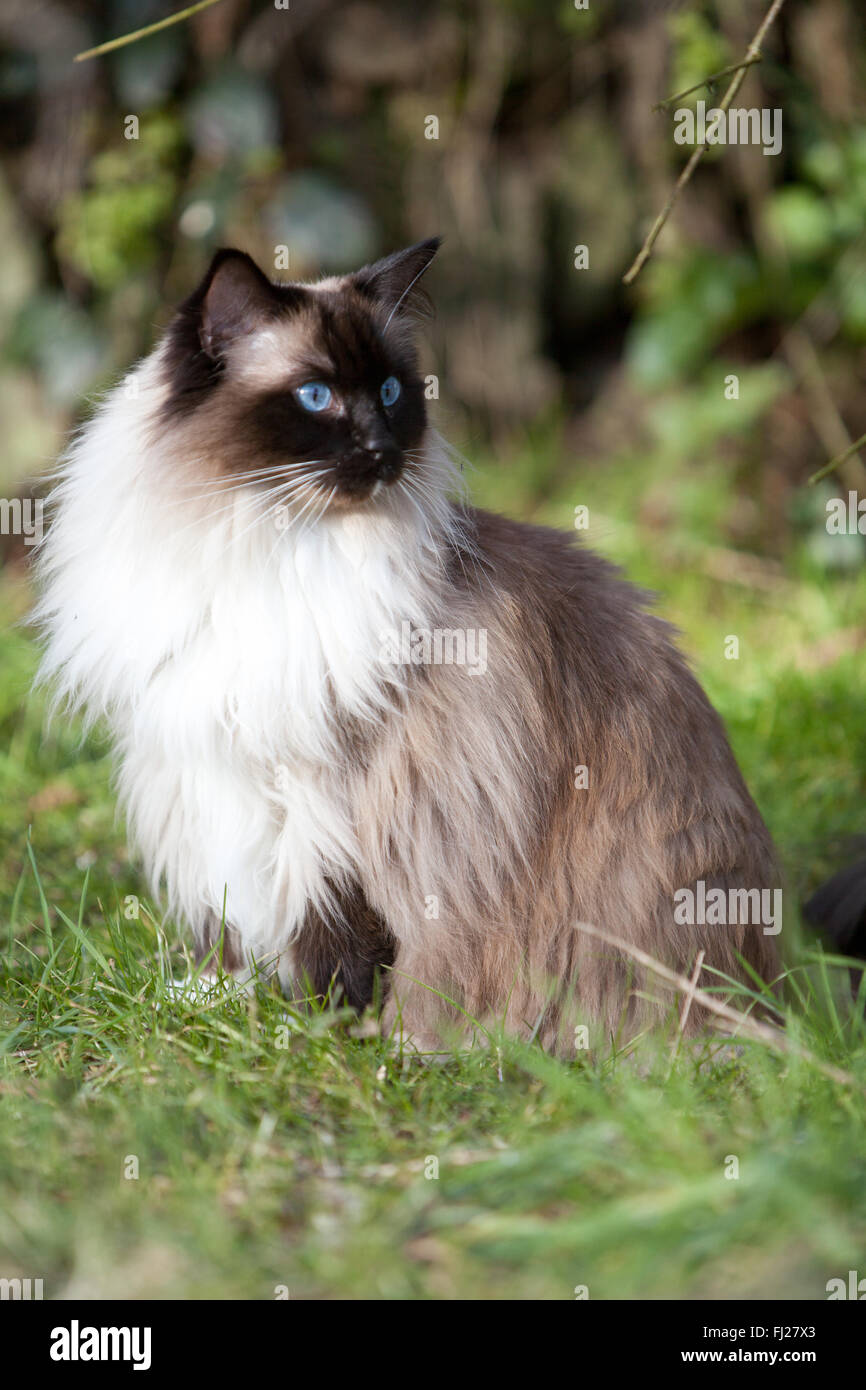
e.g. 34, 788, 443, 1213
34, 239, 781, 1053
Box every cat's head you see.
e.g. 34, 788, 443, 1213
159, 239, 440, 514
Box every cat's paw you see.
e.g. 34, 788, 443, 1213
156, 972, 242, 1008
164, 973, 224, 1001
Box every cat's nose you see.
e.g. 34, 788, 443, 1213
358, 442, 402, 482
367, 447, 401, 480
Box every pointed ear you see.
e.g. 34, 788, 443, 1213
194, 249, 283, 359
352, 237, 441, 321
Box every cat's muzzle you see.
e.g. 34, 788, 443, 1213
339, 447, 404, 498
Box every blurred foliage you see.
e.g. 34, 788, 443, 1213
0, 0, 863, 578
627, 251, 768, 387
0, 0, 865, 1306
669, 9, 733, 98
56, 110, 182, 290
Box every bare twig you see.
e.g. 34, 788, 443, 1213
572, 920, 860, 1090
623, 0, 788, 285
667, 947, 705, 1077
809, 429, 866, 486
652, 56, 763, 113
736, 107, 866, 491
677, 948, 705, 1037
780, 328, 866, 489
74, 0, 223, 62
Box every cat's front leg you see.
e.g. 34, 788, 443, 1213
162, 910, 284, 998
191, 911, 279, 982
290, 880, 397, 1013
380, 939, 485, 1055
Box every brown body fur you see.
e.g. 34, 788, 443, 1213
289, 507, 780, 1053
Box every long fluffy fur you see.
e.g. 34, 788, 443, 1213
34, 254, 781, 1053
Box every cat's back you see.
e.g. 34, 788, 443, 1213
451, 504, 678, 685
444, 505, 761, 812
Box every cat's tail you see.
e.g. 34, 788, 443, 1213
804, 859, 866, 962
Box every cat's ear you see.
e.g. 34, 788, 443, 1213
352, 238, 441, 321
194, 249, 283, 359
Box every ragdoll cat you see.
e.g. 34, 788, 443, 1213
35, 239, 780, 1052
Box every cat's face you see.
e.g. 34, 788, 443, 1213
160, 240, 439, 515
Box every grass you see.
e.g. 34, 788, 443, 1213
2, 427, 866, 1300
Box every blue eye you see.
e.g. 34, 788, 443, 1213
380, 376, 401, 407
296, 381, 332, 412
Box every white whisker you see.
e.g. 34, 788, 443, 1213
177, 469, 330, 509
168, 475, 329, 548
189, 460, 329, 488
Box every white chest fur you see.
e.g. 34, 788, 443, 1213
35, 358, 452, 974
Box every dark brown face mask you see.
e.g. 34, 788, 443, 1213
159, 240, 440, 507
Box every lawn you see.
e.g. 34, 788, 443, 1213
1, 431, 865, 1301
